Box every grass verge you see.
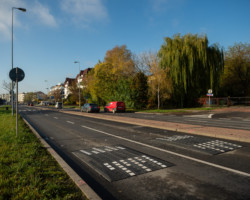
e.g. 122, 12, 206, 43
0, 106, 87, 200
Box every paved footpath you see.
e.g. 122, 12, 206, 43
59, 107, 250, 143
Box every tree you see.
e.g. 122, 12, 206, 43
141, 52, 172, 109
68, 80, 81, 105
24, 92, 35, 104
104, 45, 136, 77
131, 71, 148, 109
86, 45, 137, 107
220, 43, 250, 96
51, 89, 62, 102
159, 34, 224, 107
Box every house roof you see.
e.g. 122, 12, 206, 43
76, 68, 92, 80
64, 78, 75, 86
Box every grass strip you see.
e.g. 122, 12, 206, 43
0, 107, 87, 200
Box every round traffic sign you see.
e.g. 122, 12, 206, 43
9, 67, 25, 82
208, 89, 213, 94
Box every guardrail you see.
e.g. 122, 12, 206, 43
198, 97, 250, 107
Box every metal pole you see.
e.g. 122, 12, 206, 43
79, 63, 81, 109
16, 68, 18, 136
11, 8, 14, 116
11, 7, 26, 116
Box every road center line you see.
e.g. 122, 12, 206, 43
67, 121, 75, 124
80, 125, 250, 177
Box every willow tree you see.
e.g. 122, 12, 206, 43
159, 34, 224, 107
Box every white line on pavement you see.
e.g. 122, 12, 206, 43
54, 117, 58, 119
80, 125, 250, 177
67, 121, 75, 124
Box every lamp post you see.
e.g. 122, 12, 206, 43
74, 61, 81, 109
11, 7, 26, 116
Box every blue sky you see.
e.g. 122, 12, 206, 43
0, 0, 249, 94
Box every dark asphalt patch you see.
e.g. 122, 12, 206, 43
72, 145, 173, 182
156, 135, 243, 155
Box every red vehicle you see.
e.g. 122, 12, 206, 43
104, 101, 126, 113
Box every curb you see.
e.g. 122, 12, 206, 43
22, 117, 101, 200
59, 110, 250, 143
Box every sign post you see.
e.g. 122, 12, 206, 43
9, 67, 25, 136
206, 89, 213, 107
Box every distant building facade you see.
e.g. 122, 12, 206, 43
63, 68, 92, 99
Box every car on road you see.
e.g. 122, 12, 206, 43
55, 102, 63, 109
81, 103, 100, 113
104, 101, 126, 113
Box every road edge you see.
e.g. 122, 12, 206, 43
22, 117, 102, 200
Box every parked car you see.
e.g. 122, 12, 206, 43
104, 101, 126, 113
28, 103, 34, 106
81, 103, 100, 113
55, 102, 63, 109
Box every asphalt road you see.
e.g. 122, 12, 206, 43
50, 106, 250, 131
20, 106, 250, 200
100, 111, 250, 131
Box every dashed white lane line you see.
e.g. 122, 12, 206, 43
54, 117, 58, 119
67, 121, 75, 124
80, 125, 250, 178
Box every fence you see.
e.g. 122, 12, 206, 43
197, 97, 250, 107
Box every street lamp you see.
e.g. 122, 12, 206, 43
11, 7, 26, 116
74, 61, 81, 109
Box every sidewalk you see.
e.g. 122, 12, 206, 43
60, 109, 250, 143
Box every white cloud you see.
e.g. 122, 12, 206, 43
0, 0, 57, 41
31, 1, 57, 27
60, 0, 108, 26
0, 0, 25, 40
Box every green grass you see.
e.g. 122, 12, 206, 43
0, 106, 87, 200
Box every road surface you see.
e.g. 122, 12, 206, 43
20, 106, 250, 200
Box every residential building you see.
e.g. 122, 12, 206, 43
0, 93, 11, 103
18, 93, 25, 103
64, 68, 92, 99
64, 78, 75, 99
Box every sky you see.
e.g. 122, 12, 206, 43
0, 0, 249, 94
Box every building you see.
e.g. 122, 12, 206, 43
49, 83, 64, 101
76, 68, 92, 89
0, 93, 11, 103
64, 78, 75, 99
64, 68, 92, 99
18, 93, 25, 103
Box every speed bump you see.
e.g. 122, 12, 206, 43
73, 145, 173, 182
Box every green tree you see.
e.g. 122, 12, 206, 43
159, 34, 224, 107
24, 92, 35, 104
220, 43, 250, 96
87, 45, 137, 107
131, 71, 148, 109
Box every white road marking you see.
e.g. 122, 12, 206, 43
208, 114, 214, 118
80, 125, 250, 177
54, 117, 58, 119
80, 150, 92, 155
66, 121, 75, 124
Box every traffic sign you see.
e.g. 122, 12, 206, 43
9, 67, 25, 82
